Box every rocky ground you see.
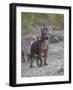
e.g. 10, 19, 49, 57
21, 31, 64, 77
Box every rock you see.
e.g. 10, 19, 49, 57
50, 34, 64, 44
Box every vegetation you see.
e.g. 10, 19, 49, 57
21, 12, 64, 34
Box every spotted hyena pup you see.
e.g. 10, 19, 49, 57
30, 25, 52, 68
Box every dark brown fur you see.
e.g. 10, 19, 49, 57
30, 27, 49, 68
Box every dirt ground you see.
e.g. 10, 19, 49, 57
21, 31, 64, 77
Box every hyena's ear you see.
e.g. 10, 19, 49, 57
48, 26, 52, 33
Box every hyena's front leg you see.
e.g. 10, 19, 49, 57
44, 53, 48, 66
39, 55, 43, 67
37, 55, 42, 67
37, 56, 39, 66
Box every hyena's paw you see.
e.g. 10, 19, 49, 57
44, 63, 48, 66
38, 63, 43, 67
30, 65, 33, 68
